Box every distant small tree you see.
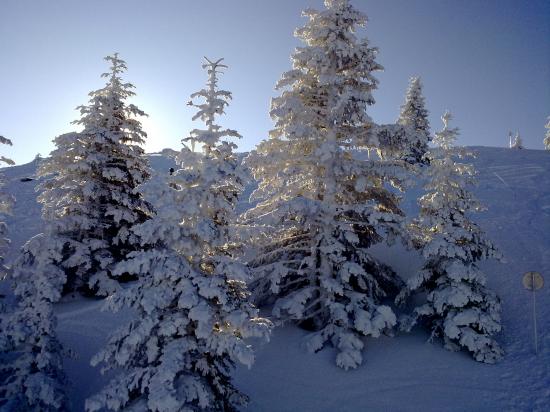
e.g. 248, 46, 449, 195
544, 116, 550, 150
25, 54, 153, 296
510, 131, 523, 149
86, 58, 271, 412
397, 111, 503, 364
397, 76, 431, 163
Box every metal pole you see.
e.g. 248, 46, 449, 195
532, 272, 538, 355
523, 271, 544, 355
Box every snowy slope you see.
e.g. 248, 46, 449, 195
1, 147, 549, 411
234, 147, 550, 412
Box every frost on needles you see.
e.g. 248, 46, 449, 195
243, 0, 419, 370
397, 111, 504, 364
20, 54, 153, 297
86, 58, 271, 412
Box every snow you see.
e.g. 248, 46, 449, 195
1, 146, 549, 410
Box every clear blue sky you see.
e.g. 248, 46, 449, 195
1, 0, 549, 164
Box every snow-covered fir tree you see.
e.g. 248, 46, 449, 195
86, 58, 271, 412
544, 116, 550, 150
244, 0, 412, 370
0, 138, 68, 410
0, 235, 68, 411
0, 134, 14, 329
397, 111, 503, 364
515, 131, 524, 149
30, 54, 153, 296
397, 76, 431, 163
0, 135, 14, 278
510, 131, 523, 149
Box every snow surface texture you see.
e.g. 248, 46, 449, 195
0, 146, 548, 410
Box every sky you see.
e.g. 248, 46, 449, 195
1, 0, 549, 165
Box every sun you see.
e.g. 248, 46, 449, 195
139, 114, 179, 154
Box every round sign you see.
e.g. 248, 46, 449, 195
522, 271, 544, 291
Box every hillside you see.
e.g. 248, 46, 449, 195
1, 147, 549, 411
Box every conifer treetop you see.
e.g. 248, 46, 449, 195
397, 76, 430, 138
421, 111, 483, 216
269, 0, 382, 145
185, 57, 241, 152
73, 53, 148, 147
99, 53, 136, 103
433, 110, 458, 150
421, 111, 498, 253
103, 53, 127, 81
391, 75, 432, 164
301, 0, 367, 44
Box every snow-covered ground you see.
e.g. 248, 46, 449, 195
1, 147, 549, 411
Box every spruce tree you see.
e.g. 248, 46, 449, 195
244, 0, 410, 370
397, 76, 431, 163
0, 135, 14, 277
0, 139, 66, 412
32, 54, 153, 296
397, 111, 503, 364
544, 116, 550, 150
510, 131, 524, 149
1, 236, 68, 411
86, 58, 271, 412
0, 134, 14, 315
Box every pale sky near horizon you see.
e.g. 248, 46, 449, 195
1, 0, 549, 165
